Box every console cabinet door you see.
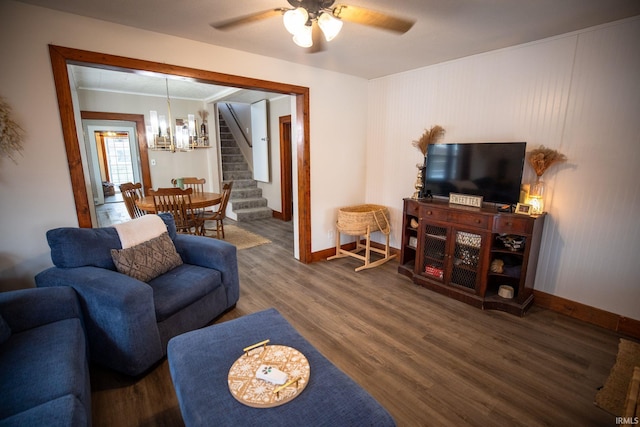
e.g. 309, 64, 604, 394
449, 227, 489, 295
419, 222, 448, 282
418, 216, 490, 296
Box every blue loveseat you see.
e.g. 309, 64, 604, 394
35, 214, 239, 376
0, 286, 91, 426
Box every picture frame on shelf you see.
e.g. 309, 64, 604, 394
515, 203, 532, 215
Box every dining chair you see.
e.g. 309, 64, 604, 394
204, 181, 234, 239
148, 187, 203, 235
172, 177, 208, 231
119, 182, 146, 219
171, 177, 205, 193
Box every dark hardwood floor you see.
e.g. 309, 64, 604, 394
91, 217, 624, 426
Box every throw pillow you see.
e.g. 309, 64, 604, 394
111, 232, 183, 282
47, 226, 122, 269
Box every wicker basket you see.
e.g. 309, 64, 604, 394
336, 204, 391, 236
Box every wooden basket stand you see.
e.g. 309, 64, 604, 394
327, 204, 397, 272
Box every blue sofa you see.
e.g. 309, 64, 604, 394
0, 287, 91, 427
35, 214, 239, 376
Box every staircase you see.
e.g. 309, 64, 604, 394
219, 115, 272, 221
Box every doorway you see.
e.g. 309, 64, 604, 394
279, 115, 293, 222
49, 45, 312, 263
99, 131, 137, 188
83, 122, 140, 204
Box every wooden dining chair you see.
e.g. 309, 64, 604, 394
172, 177, 208, 230
148, 187, 203, 235
203, 181, 233, 239
119, 182, 146, 219
183, 177, 206, 193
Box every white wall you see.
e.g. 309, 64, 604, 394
0, 1, 367, 289
367, 17, 640, 319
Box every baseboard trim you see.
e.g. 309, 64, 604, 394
533, 290, 640, 339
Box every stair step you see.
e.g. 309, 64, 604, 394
221, 146, 241, 155
222, 162, 250, 172
232, 187, 263, 199
230, 197, 267, 210
235, 206, 273, 222
222, 154, 245, 163
223, 170, 253, 180
225, 178, 257, 189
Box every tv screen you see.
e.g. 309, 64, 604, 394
423, 142, 526, 205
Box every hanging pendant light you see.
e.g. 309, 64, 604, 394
165, 79, 175, 152
317, 12, 342, 41
283, 7, 308, 35
292, 24, 313, 48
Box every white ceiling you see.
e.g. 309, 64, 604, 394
22, 0, 640, 101
19, 0, 640, 80
68, 66, 278, 102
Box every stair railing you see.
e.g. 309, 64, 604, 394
224, 103, 252, 148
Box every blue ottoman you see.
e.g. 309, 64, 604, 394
167, 308, 396, 427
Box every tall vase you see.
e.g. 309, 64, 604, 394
529, 176, 545, 215
411, 162, 424, 200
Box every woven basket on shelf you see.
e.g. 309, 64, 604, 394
336, 204, 391, 236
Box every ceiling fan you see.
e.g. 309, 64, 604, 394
210, 0, 415, 52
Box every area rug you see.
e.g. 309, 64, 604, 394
214, 224, 271, 250
595, 338, 640, 415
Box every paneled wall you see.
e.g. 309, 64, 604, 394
367, 17, 640, 319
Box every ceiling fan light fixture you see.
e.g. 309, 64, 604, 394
317, 11, 343, 42
292, 23, 313, 48
283, 7, 309, 35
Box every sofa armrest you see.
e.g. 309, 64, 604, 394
35, 266, 164, 376
173, 234, 240, 306
0, 287, 81, 333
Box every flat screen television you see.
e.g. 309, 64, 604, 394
422, 142, 527, 205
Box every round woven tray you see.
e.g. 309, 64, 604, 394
336, 204, 391, 236
227, 345, 310, 408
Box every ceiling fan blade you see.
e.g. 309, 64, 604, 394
333, 5, 415, 34
211, 8, 285, 31
307, 23, 326, 53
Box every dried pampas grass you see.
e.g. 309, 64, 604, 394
528, 145, 567, 177
412, 125, 445, 155
0, 97, 25, 164
198, 110, 209, 122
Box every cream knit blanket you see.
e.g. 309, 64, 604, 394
114, 214, 167, 248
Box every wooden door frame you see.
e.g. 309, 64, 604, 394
96, 133, 109, 182
81, 111, 152, 193
49, 45, 312, 263
277, 115, 293, 222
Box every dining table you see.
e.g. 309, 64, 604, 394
136, 191, 222, 213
